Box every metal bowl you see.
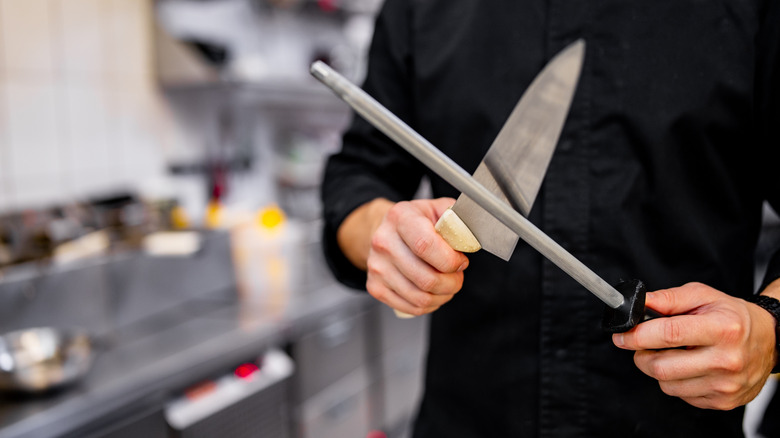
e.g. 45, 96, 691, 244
0, 327, 93, 393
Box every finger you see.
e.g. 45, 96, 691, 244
384, 263, 455, 310
634, 345, 748, 383
429, 197, 458, 219
367, 265, 446, 316
373, 222, 465, 295
681, 395, 737, 411
397, 218, 468, 274
614, 314, 725, 350
367, 247, 454, 311
658, 376, 713, 400
395, 255, 465, 296
632, 348, 710, 382
645, 282, 719, 315
367, 277, 431, 316
656, 375, 742, 401
658, 376, 749, 410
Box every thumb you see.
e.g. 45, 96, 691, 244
645, 282, 718, 316
431, 197, 457, 218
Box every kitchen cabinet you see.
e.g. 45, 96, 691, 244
65, 401, 168, 438
288, 307, 373, 438
373, 306, 428, 436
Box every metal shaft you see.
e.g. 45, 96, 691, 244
311, 61, 625, 309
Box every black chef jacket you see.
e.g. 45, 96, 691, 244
320, 0, 780, 437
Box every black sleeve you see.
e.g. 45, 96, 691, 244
320, 0, 426, 290
757, 0, 780, 292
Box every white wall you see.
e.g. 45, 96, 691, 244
0, 0, 176, 212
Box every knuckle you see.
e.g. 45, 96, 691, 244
650, 361, 670, 382
412, 235, 435, 257
416, 273, 440, 292
657, 288, 677, 307
365, 259, 385, 279
714, 379, 742, 397
414, 292, 434, 309
367, 282, 386, 301
386, 202, 407, 220
662, 320, 683, 346
717, 353, 745, 373
719, 320, 745, 344
445, 253, 467, 273
630, 329, 649, 350
370, 232, 390, 254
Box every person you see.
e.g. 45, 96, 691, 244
320, 0, 780, 436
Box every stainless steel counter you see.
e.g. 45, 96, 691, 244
0, 231, 382, 438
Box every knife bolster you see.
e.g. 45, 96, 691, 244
602, 279, 647, 333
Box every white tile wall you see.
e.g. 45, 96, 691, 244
4, 81, 62, 180
61, 84, 113, 197
0, 2, 4, 81
0, 0, 177, 212
3, 80, 64, 208
11, 174, 64, 209
114, 89, 166, 179
0, 83, 8, 211
56, 0, 104, 85
0, 0, 55, 82
102, 0, 154, 87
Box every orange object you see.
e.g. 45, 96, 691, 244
184, 380, 217, 400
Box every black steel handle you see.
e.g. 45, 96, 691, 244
602, 279, 663, 333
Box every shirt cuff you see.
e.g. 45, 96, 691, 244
759, 250, 780, 293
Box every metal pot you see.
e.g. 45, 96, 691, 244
0, 327, 93, 393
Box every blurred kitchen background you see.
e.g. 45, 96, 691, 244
0, 1, 429, 437
0, 1, 779, 438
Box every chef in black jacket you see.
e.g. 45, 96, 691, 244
320, 0, 780, 436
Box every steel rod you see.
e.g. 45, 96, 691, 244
311, 61, 625, 309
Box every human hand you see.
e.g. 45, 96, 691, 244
612, 282, 776, 410
365, 198, 470, 317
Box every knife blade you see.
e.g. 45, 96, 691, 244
311, 44, 654, 331
448, 40, 585, 261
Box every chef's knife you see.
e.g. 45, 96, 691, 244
311, 41, 655, 332
445, 39, 585, 261
405, 40, 584, 318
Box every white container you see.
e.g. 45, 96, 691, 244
230, 206, 304, 311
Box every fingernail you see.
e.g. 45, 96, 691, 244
613, 333, 625, 347
457, 262, 468, 272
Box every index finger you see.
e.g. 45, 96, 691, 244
397, 217, 468, 274
614, 314, 723, 350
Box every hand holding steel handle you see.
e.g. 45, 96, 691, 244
311, 61, 655, 331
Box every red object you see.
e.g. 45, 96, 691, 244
366, 432, 387, 438
317, 0, 337, 12
234, 363, 260, 379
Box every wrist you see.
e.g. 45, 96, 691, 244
337, 198, 394, 270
